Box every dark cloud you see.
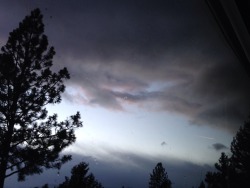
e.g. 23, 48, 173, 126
212, 143, 229, 151
5, 151, 213, 188
1, 0, 250, 133
161, 141, 167, 146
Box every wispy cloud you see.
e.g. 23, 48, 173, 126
197, 135, 215, 140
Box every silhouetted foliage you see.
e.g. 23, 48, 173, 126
205, 118, 250, 188
205, 152, 241, 188
41, 184, 49, 188
230, 118, 250, 187
0, 8, 82, 188
198, 180, 205, 188
35, 184, 50, 188
57, 162, 103, 188
149, 162, 171, 188
205, 171, 220, 188
205, 150, 241, 188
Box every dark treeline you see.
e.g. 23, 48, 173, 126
38, 161, 172, 188
38, 162, 104, 188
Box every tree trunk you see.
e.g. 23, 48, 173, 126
0, 122, 14, 188
0, 141, 9, 188
0, 160, 7, 188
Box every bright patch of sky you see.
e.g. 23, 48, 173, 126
47, 93, 232, 166
146, 81, 174, 92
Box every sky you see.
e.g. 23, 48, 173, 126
1, 0, 250, 188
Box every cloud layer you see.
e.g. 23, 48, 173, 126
5, 150, 213, 188
1, 0, 250, 134
53, 0, 250, 133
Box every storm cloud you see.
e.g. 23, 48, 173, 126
1, 0, 249, 134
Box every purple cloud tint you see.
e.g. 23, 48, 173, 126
1, 0, 249, 133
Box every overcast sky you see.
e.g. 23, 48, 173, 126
1, 0, 250, 188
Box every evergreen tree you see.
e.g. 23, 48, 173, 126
41, 184, 49, 188
149, 162, 171, 188
230, 118, 250, 187
205, 118, 250, 188
205, 152, 231, 188
198, 180, 205, 188
0, 9, 82, 188
205, 171, 220, 188
58, 162, 103, 188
